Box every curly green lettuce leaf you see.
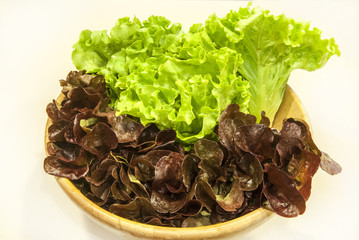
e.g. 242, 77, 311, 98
204, 4, 340, 121
72, 16, 250, 145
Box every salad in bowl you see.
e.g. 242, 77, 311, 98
44, 3, 342, 238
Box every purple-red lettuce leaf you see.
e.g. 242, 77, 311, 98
48, 120, 68, 142
60, 70, 107, 97
137, 124, 160, 144
235, 153, 263, 191
120, 164, 150, 199
320, 151, 342, 175
181, 215, 211, 227
109, 197, 158, 221
195, 179, 244, 212
194, 180, 217, 212
129, 156, 155, 182
281, 118, 307, 139
47, 142, 89, 166
73, 111, 107, 144
150, 189, 187, 214
142, 150, 172, 167
89, 180, 113, 205
46, 100, 61, 122
234, 124, 275, 159
259, 111, 270, 127
194, 139, 223, 183
276, 137, 304, 168
218, 103, 256, 125
263, 164, 306, 217
43, 156, 89, 180
47, 142, 79, 162
106, 113, 144, 143
294, 149, 321, 201
182, 154, 201, 192
178, 199, 203, 217
152, 152, 184, 190
88, 158, 118, 186
151, 152, 187, 213
59, 87, 102, 121
214, 179, 244, 212
81, 122, 118, 159
110, 181, 133, 202
155, 129, 177, 147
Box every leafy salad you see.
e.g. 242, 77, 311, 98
72, 4, 339, 145
44, 4, 341, 228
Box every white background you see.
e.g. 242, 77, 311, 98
1, 0, 358, 239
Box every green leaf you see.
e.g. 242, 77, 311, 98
205, 5, 340, 121
72, 16, 250, 145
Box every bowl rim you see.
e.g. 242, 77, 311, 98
45, 84, 309, 239
56, 176, 273, 239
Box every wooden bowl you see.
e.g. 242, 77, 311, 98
45, 85, 309, 239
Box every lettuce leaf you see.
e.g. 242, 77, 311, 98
204, 5, 340, 120
72, 16, 250, 145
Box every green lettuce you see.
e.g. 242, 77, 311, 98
72, 16, 250, 145
72, 4, 339, 145
204, 5, 340, 120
